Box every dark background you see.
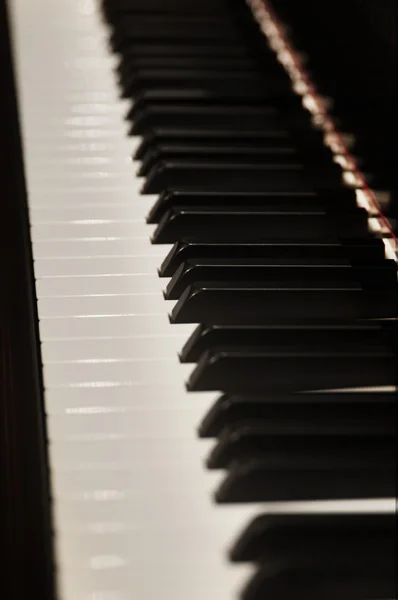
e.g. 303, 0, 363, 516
269, 0, 396, 223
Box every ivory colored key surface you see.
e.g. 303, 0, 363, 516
9, 1, 392, 599
10, 2, 256, 598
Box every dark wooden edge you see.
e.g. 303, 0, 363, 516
0, 1, 55, 598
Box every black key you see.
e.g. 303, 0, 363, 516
187, 345, 396, 394
180, 322, 393, 362
142, 162, 343, 194
147, 190, 354, 224
111, 23, 243, 53
215, 457, 395, 502
241, 563, 394, 600
164, 258, 395, 299
130, 104, 290, 135
206, 422, 395, 468
127, 90, 301, 121
151, 207, 368, 243
170, 281, 397, 324
121, 71, 290, 99
110, 15, 236, 27
121, 55, 258, 72
138, 145, 336, 179
198, 392, 397, 437
102, 0, 236, 16
115, 43, 252, 60
134, 127, 320, 160
230, 512, 395, 565
159, 239, 386, 277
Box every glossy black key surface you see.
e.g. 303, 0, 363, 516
241, 565, 394, 600
147, 189, 354, 223
122, 56, 258, 71
238, 515, 396, 597
187, 346, 396, 393
142, 162, 344, 194
198, 392, 397, 437
164, 258, 396, 299
138, 144, 337, 178
206, 422, 395, 468
121, 72, 291, 100
127, 90, 299, 121
215, 458, 395, 503
115, 43, 253, 59
230, 512, 396, 564
111, 23, 243, 53
134, 127, 324, 160
180, 322, 394, 362
151, 206, 369, 243
159, 239, 386, 276
102, 0, 236, 15
103, 1, 398, 598
130, 104, 293, 135
170, 281, 397, 324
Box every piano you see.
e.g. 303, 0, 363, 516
1, 0, 396, 598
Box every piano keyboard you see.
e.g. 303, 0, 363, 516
7, 0, 397, 599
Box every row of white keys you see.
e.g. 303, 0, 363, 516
10, 0, 393, 599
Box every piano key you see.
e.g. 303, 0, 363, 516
47, 408, 216, 440
114, 42, 253, 59
206, 423, 395, 469
36, 274, 167, 297
41, 336, 191, 362
129, 105, 303, 135
187, 347, 397, 393
241, 564, 394, 600
180, 322, 393, 362
122, 56, 259, 72
30, 204, 159, 223
151, 207, 368, 243
33, 255, 169, 277
101, 0, 239, 16
111, 22, 243, 53
109, 14, 238, 27
170, 281, 397, 324
138, 144, 337, 178
32, 238, 166, 259
134, 125, 331, 160
141, 157, 343, 193
41, 359, 193, 387
229, 512, 396, 563
159, 239, 387, 277
38, 315, 196, 340
122, 73, 291, 100
31, 221, 156, 241
198, 392, 397, 438
37, 294, 174, 318
148, 189, 351, 224
215, 458, 396, 503
164, 258, 396, 299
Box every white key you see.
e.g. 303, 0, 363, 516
42, 360, 194, 387
30, 203, 153, 223
34, 254, 169, 276
37, 294, 173, 318
36, 274, 166, 296
32, 239, 167, 259
44, 386, 218, 414
38, 315, 196, 340
31, 221, 156, 240
41, 337, 190, 362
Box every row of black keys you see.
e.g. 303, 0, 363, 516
105, 0, 387, 188
102, 0, 396, 598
